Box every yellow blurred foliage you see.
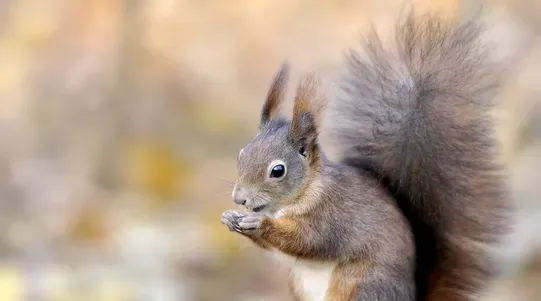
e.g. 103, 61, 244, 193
194, 102, 246, 135
121, 139, 190, 203
92, 282, 132, 301
0, 40, 29, 95
8, 1, 57, 47
50, 287, 131, 301
68, 205, 109, 245
0, 265, 22, 301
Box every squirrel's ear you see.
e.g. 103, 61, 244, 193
260, 62, 290, 128
290, 73, 325, 153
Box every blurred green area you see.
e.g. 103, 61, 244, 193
0, 0, 540, 300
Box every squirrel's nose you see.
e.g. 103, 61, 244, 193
233, 198, 246, 205
232, 185, 247, 205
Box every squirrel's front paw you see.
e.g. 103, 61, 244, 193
221, 209, 245, 233
237, 212, 264, 235
221, 210, 264, 236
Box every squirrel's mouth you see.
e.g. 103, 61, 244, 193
252, 205, 267, 213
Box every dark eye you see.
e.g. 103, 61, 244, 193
270, 164, 286, 178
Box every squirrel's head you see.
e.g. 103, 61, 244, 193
232, 63, 325, 215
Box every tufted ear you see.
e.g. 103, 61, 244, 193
260, 62, 290, 128
290, 73, 325, 157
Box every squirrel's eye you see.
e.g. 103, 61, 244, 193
270, 164, 286, 178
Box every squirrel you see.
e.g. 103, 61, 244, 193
221, 10, 508, 301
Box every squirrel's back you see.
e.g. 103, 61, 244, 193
327, 11, 508, 301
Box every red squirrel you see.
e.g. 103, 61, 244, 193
222, 10, 508, 301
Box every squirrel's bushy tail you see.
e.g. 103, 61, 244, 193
328, 11, 508, 301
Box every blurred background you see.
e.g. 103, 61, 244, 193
0, 0, 540, 300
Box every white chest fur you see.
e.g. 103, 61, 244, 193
267, 249, 336, 301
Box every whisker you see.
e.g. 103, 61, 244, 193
212, 190, 234, 198
206, 179, 236, 199
218, 179, 236, 188
255, 196, 270, 204
256, 193, 271, 202
253, 193, 273, 207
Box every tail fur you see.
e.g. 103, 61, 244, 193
328, 11, 508, 301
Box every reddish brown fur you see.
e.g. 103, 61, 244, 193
258, 217, 318, 258
245, 235, 270, 249
290, 73, 323, 139
325, 263, 364, 301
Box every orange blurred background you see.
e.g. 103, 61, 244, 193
0, 0, 540, 300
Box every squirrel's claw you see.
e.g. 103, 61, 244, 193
221, 209, 246, 232
221, 209, 264, 235
238, 214, 263, 230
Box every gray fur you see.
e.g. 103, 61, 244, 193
327, 10, 509, 300
233, 126, 416, 299
226, 9, 508, 301
234, 117, 311, 212
231, 65, 416, 300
